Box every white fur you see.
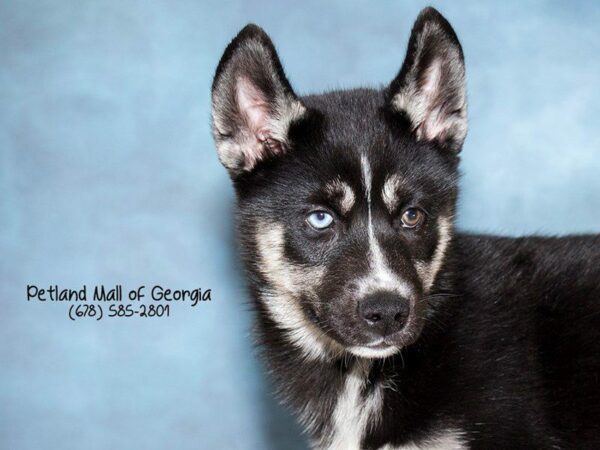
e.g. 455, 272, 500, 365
346, 345, 399, 359
325, 360, 383, 450
355, 155, 413, 302
256, 222, 344, 360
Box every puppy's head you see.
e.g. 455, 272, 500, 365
211, 8, 466, 360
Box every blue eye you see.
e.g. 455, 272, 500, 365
307, 211, 334, 230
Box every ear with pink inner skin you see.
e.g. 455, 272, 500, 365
211, 24, 305, 176
387, 7, 468, 153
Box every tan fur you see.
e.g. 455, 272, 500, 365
255, 221, 344, 360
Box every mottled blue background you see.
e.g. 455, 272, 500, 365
1, 1, 599, 449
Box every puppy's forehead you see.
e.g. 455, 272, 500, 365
319, 163, 405, 216
300, 88, 439, 210
302, 88, 388, 148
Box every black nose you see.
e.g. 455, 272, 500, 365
359, 292, 409, 336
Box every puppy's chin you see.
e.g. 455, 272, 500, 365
346, 345, 399, 359
336, 329, 425, 359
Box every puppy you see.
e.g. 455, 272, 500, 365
211, 7, 600, 449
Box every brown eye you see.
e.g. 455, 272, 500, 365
401, 208, 424, 228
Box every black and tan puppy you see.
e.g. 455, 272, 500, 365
211, 7, 600, 449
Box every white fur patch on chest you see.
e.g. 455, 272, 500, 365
323, 360, 466, 450
324, 361, 383, 450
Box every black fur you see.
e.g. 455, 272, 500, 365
361, 234, 600, 449
211, 7, 600, 449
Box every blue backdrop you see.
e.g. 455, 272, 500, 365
1, 1, 599, 449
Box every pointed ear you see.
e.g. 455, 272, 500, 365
211, 24, 306, 176
387, 8, 467, 153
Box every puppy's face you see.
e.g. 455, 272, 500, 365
212, 8, 466, 360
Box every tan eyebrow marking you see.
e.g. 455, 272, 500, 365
382, 173, 405, 213
324, 178, 356, 214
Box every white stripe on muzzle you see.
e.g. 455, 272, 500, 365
357, 155, 413, 299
